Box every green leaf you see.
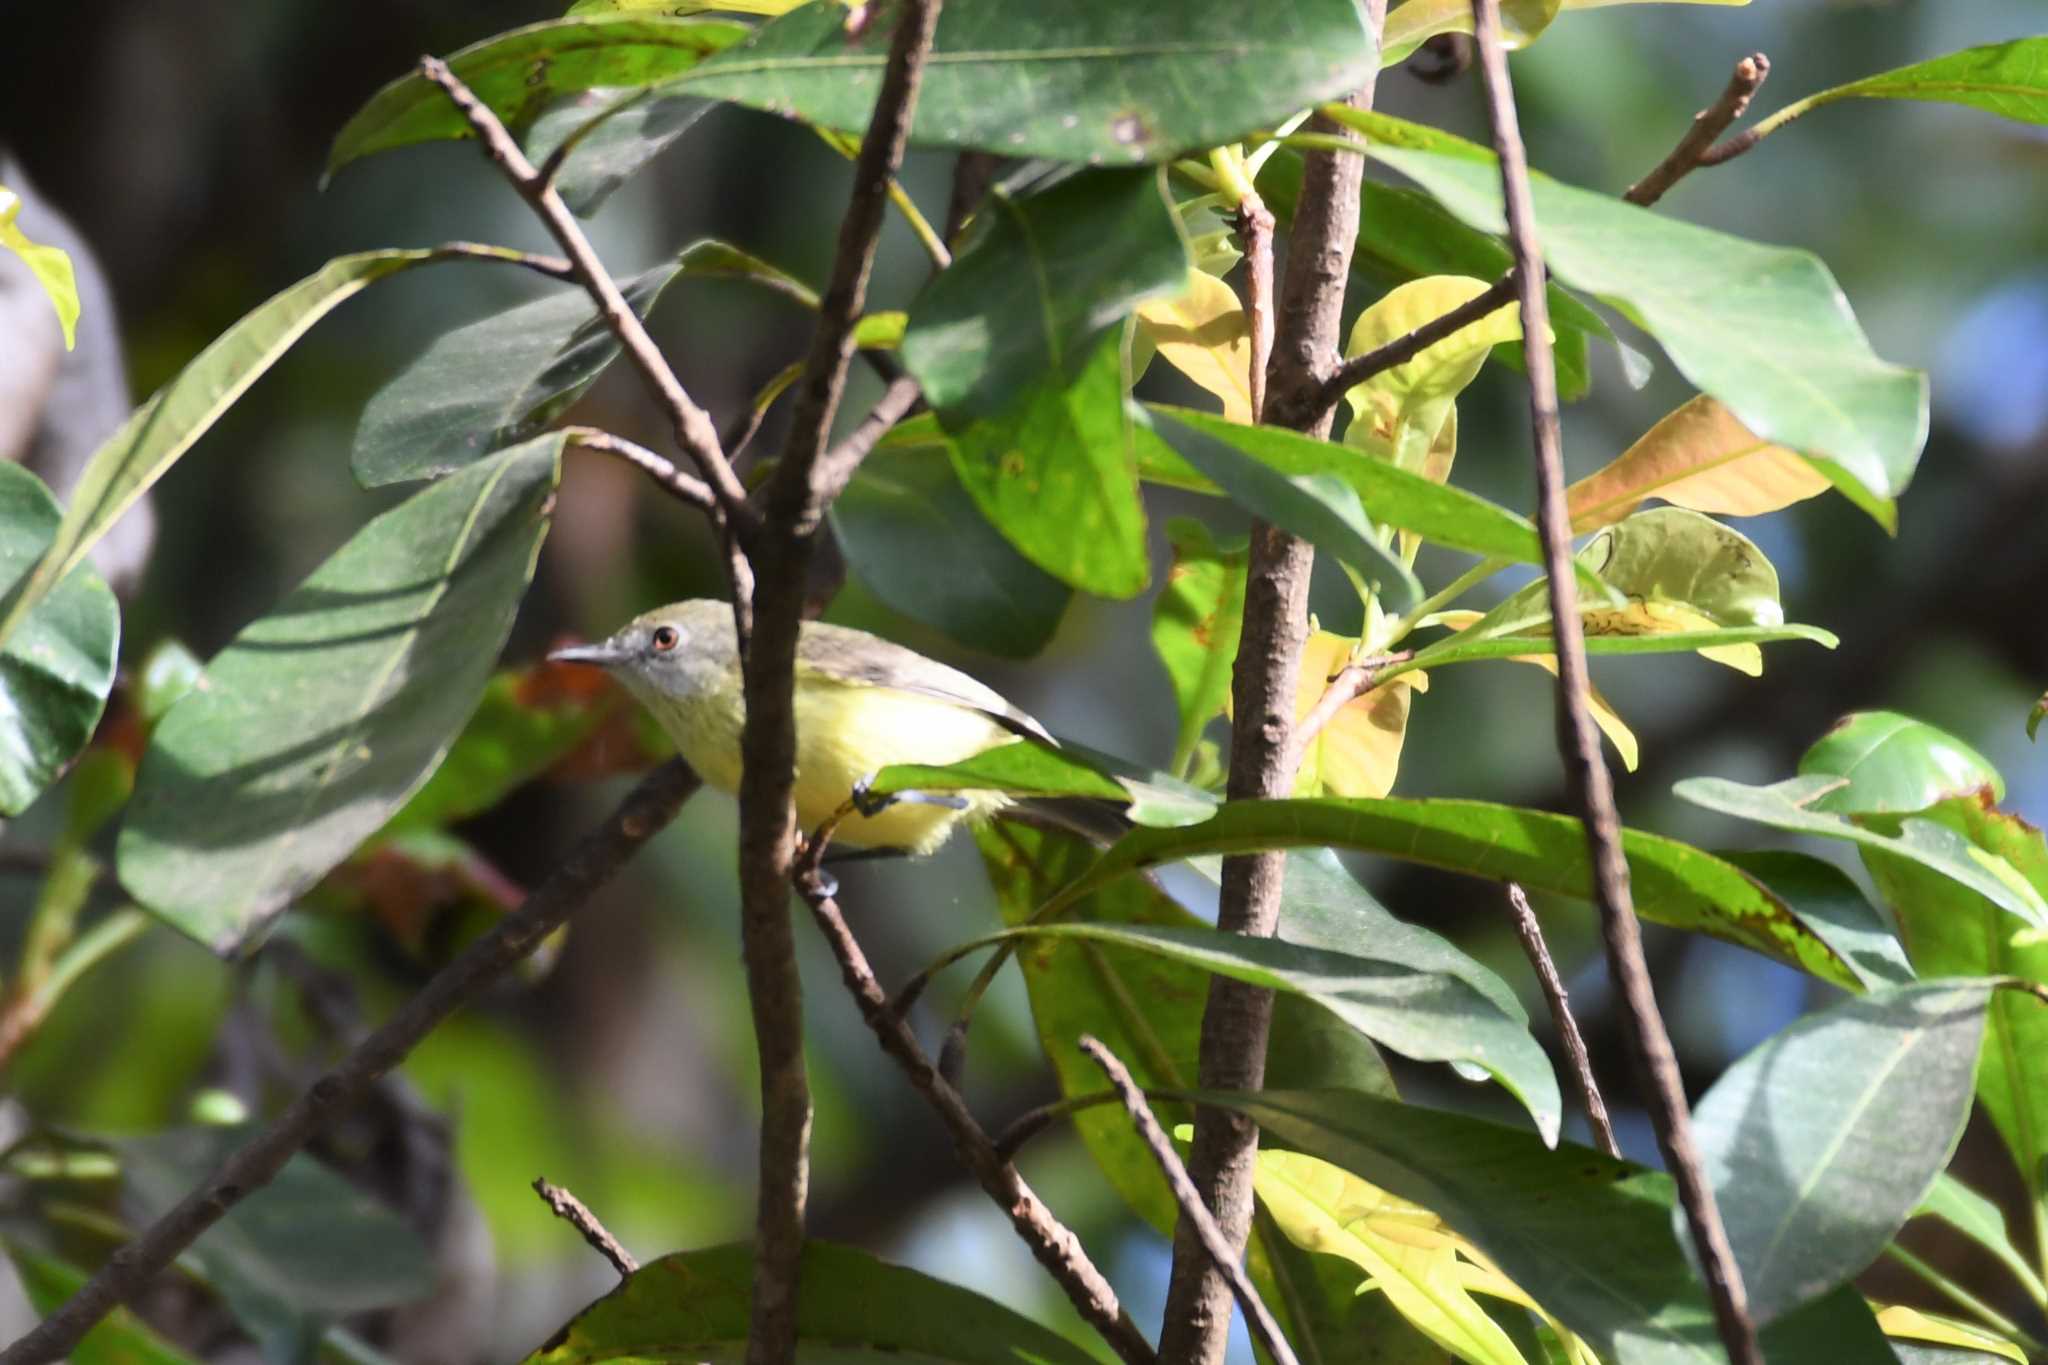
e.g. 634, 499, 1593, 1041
324, 17, 748, 179
1690, 979, 1992, 1324
523, 1239, 1105, 1365
0, 185, 79, 349
669, 0, 1378, 165
905, 170, 1186, 424
1404, 624, 1836, 677
0, 463, 119, 816
2031, 691, 2046, 742
1675, 775, 2048, 932
1796, 710, 2005, 816
0, 249, 448, 656
830, 433, 1071, 659
522, 87, 715, 217
974, 920, 1560, 1141
945, 337, 1151, 599
354, 264, 681, 487
1046, 796, 1860, 986
1860, 796, 2048, 1223
1203, 1088, 1900, 1365
1782, 38, 2048, 131
1152, 518, 1246, 775
118, 436, 563, 956
1360, 140, 1927, 521
1913, 1174, 2048, 1308
1716, 849, 1913, 990
115, 1125, 434, 1359
873, 737, 1215, 830
6, 1245, 202, 1365
1144, 408, 1421, 611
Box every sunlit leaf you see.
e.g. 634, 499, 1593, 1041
1718, 849, 1914, 991
1152, 518, 1246, 774
1912, 1174, 2048, 1310
1567, 395, 1832, 532
1137, 269, 1255, 423
1381, 0, 1748, 66
1796, 710, 2004, 817
1341, 275, 1530, 475
1779, 37, 2048, 131
0, 185, 78, 349
325, 17, 748, 178
1429, 610, 1636, 770
119, 436, 562, 956
1293, 631, 1428, 799
1876, 1305, 2028, 1365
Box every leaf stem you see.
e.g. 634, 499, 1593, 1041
1385, 557, 1506, 644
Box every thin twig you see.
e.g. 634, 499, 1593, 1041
1467, 7, 1762, 1364
562, 426, 716, 511
730, 7, 943, 1361
812, 374, 922, 508
796, 875, 1159, 1365
533, 1177, 639, 1277
419, 57, 754, 524
1161, 7, 1389, 1358
1080, 1037, 1300, 1365
0, 761, 699, 1365
1236, 197, 1276, 424
1503, 883, 1618, 1157
1624, 54, 1771, 207
433, 241, 577, 281
1306, 272, 1517, 429
991, 1089, 1122, 1162
1284, 651, 1414, 771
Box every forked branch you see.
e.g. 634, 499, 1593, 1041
1625, 53, 1772, 207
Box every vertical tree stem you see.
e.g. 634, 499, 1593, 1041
1467, 6, 1762, 1363
1157, 8, 1387, 1362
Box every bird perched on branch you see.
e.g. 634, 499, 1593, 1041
550, 599, 1056, 856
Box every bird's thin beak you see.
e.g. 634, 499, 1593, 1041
549, 639, 628, 667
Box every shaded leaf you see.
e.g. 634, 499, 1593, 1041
905, 169, 1186, 424
946, 337, 1151, 598
1689, 980, 1991, 1323
1717, 849, 1913, 991
1358, 139, 1927, 523
1152, 518, 1246, 774
1200, 1088, 1899, 1365
119, 437, 562, 956
325, 17, 747, 178
0, 463, 119, 815
524, 1239, 1109, 1365
1428, 610, 1636, 771
1797, 710, 2004, 816
1046, 796, 1861, 986
2031, 691, 2046, 742
670, 0, 1378, 164
1380, 0, 1747, 66
1137, 269, 1255, 423
1567, 395, 1832, 532
355, 263, 681, 486
0, 185, 78, 348
830, 431, 1071, 658
522, 86, 716, 216
7, 1246, 202, 1365
1912, 1174, 2048, 1308
1675, 776, 2048, 931
0, 249, 449, 654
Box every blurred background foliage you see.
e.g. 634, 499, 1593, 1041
3, 1, 2046, 1360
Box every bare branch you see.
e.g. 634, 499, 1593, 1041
418, 57, 754, 524
1306, 271, 1517, 429
1468, 6, 1761, 1362
1503, 883, 1618, 1158
1625, 54, 1771, 208
533, 1176, 639, 1278
1080, 1037, 1300, 1365
812, 374, 922, 510
730, 6, 944, 1361
0, 761, 700, 1365
562, 426, 716, 511
432, 241, 577, 281
797, 876, 1159, 1365
1161, 6, 1390, 1359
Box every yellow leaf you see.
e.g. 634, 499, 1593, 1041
1342, 276, 1530, 472
1136, 270, 1254, 424
0, 186, 79, 350
1580, 598, 1762, 676
1435, 611, 1640, 767
1383, 0, 1746, 65
1294, 631, 1428, 798
1567, 395, 1830, 532
1874, 1305, 2026, 1363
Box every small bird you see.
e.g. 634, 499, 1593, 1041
549, 599, 1054, 855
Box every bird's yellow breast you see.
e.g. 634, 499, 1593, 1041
648, 670, 1017, 854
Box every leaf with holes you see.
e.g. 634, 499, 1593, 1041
119, 436, 562, 956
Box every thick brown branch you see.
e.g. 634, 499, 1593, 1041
1080, 1038, 1300, 1365
1161, 6, 1389, 1361
1468, 6, 1762, 1362
798, 877, 1159, 1365
0, 761, 699, 1365
1624, 54, 1771, 208
730, 7, 942, 1362
562, 426, 716, 511
534, 1176, 639, 1278
1503, 883, 1617, 1157
1306, 272, 1517, 429
418, 57, 754, 523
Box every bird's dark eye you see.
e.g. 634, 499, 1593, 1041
651, 625, 681, 653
